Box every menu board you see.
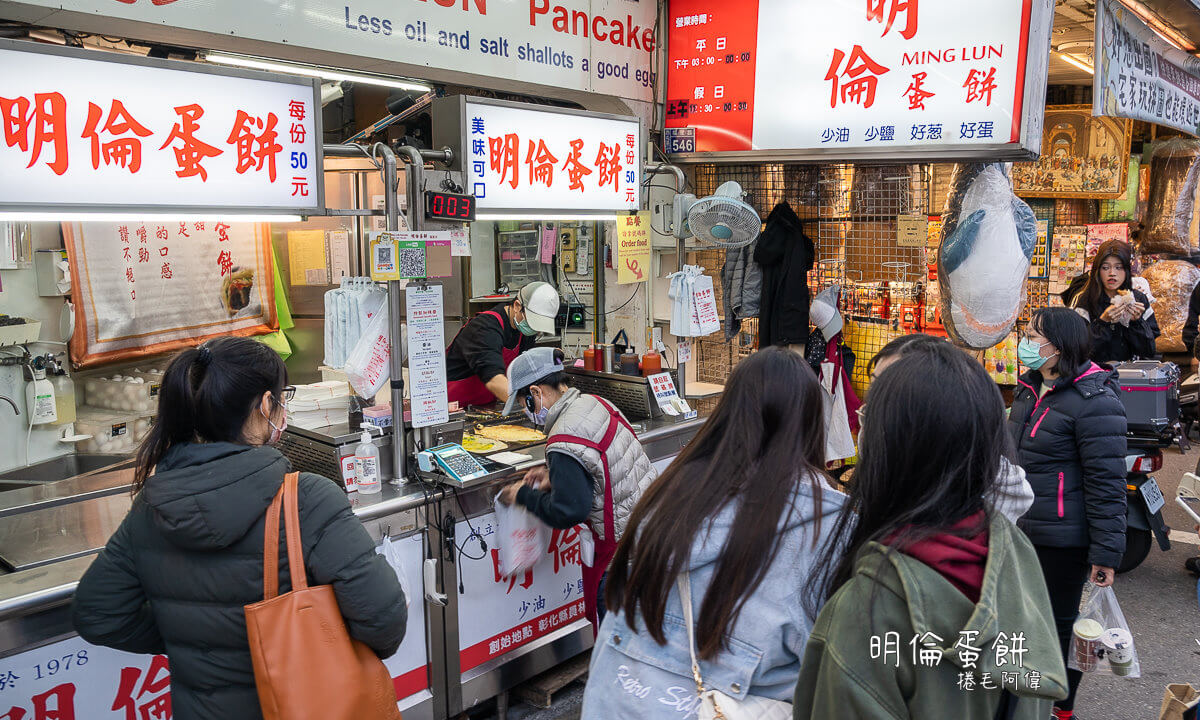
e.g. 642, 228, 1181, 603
405, 285, 449, 428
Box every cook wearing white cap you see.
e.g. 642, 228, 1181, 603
497, 347, 658, 632
445, 281, 561, 408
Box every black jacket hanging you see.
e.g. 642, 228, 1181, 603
753, 201, 816, 347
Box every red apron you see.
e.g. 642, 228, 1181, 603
547, 397, 632, 634
446, 310, 521, 408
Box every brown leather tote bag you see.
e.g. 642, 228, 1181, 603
244, 473, 401, 720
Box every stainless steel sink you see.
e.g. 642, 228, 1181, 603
0, 454, 132, 484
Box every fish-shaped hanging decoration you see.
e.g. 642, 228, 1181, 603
937, 163, 1038, 349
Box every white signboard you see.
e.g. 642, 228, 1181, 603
1094, 0, 1200, 136
0, 541, 430, 716
0, 39, 322, 213
406, 284, 449, 428
3, 0, 658, 102
380, 533, 432, 705
664, 0, 1054, 161
451, 98, 641, 213
456, 514, 587, 673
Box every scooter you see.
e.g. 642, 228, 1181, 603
1111, 360, 1180, 574
1119, 431, 1173, 573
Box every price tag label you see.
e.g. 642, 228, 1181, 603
896, 214, 928, 247
678, 340, 693, 363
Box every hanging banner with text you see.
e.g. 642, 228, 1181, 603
0, 39, 322, 214
664, 0, 1055, 162
435, 96, 641, 214
616, 211, 652, 284
1094, 0, 1200, 136
64, 221, 276, 368
3, 0, 658, 102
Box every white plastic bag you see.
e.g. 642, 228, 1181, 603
1069, 585, 1140, 678
578, 525, 595, 567
343, 304, 391, 398
494, 494, 547, 578
820, 362, 856, 462
691, 273, 721, 337
375, 535, 413, 611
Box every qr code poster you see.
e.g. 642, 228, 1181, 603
397, 240, 427, 280
370, 233, 400, 281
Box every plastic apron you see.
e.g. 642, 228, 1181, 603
547, 397, 631, 633
446, 310, 520, 408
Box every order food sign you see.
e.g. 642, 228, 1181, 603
0, 38, 323, 214
434, 96, 641, 214
664, 0, 1055, 162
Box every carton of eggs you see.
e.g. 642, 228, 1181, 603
75, 407, 154, 454
83, 374, 156, 414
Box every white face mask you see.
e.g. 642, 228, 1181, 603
523, 388, 550, 426
261, 396, 287, 444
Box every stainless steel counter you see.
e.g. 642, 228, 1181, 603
0, 411, 705, 624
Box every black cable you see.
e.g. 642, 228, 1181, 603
605, 285, 642, 317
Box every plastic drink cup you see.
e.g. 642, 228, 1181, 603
1072, 618, 1104, 671
1100, 628, 1135, 676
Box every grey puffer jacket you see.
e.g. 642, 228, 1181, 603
72, 442, 407, 720
722, 241, 762, 340
544, 389, 657, 542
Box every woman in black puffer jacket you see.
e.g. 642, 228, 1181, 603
1008, 307, 1128, 720
1060, 239, 1160, 364
73, 337, 407, 720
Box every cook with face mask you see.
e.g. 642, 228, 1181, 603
445, 281, 561, 409
496, 347, 658, 631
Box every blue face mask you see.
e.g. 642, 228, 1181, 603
515, 318, 538, 337
1018, 338, 1054, 370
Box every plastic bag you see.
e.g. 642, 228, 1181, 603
1143, 260, 1200, 352
343, 304, 391, 398
691, 273, 721, 337
820, 362, 856, 462
1068, 585, 1140, 678
1140, 139, 1200, 256
375, 535, 413, 611
494, 494, 547, 578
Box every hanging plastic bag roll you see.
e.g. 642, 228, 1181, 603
375, 535, 414, 611
343, 305, 392, 398
1140, 138, 1200, 256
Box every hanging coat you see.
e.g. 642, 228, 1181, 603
753, 202, 816, 347
721, 240, 762, 341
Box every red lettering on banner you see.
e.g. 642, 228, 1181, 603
1, 682, 77, 720
905, 72, 936, 110
460, 599, 588, 672
111, 655, 171, 720
82, 99, 153, 173
866, 0, 918, 40
964, 67, 998, 106
159, 104, 222, 181
491, 548, 533, 593
524, 138, 557, 188
489, 133, 520, 190
288, 100, 307, 122
226, 111, 282, 182
216, 250, 233, 277
0, 92, 69, 175
594, 142, 621, 192
214, 223, 230, 243
547, 526, 581, 573
825, 45, 890, 109
561, 138, 592, 192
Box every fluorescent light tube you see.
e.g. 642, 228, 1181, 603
204, 52, 432, 92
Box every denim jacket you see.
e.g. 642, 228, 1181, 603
581, 478, 846, 719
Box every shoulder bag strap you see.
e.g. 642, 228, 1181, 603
281, 472, 308, 591
261, 480, 286, 600
676, 572, 706, 696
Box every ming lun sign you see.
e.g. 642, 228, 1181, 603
0, 39, 324, 214
664, 0, 1055, 162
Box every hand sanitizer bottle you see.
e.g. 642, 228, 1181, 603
354, 427, 382, 495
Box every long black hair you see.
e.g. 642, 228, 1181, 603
605, 346, 829, 659
1074, 239, 1134, 318
867, 333, 946, 375
1030, 307, 1092, 380
133, 336, 287, 492
811, 342, 1010, 606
